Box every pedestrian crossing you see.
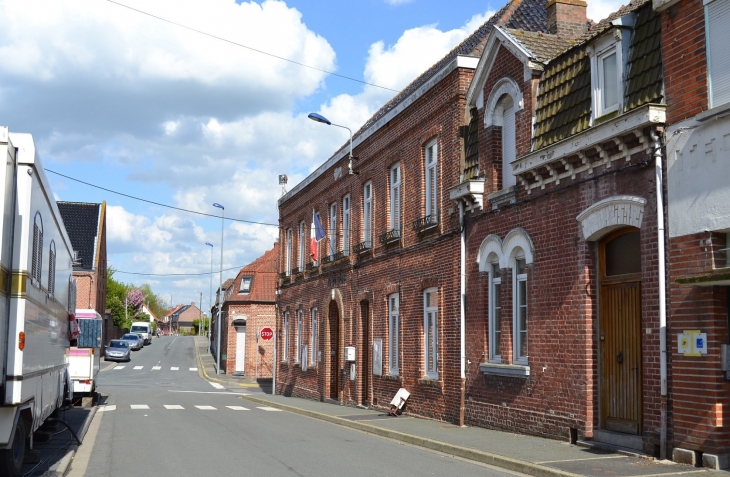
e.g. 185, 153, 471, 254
97, 404, 281, 412
113, 365, 198, 371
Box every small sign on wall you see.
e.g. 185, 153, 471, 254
373, 339, 382, 376
678, 330, 707, 357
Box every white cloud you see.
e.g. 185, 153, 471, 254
587, 1, 628, 23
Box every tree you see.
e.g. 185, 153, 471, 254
192, 317, 210, 335
106, 268, 132, 329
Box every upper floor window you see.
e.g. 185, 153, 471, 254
423, 287, 438, 379
424, 141, 438, 218
283, 312, 289, 362
363, 182, 373, 245
707, 0, 730, 108
342, 195, 351, 256
311, 308, 318, 367
590, 33, 625, 120
296, 309, 302, 364
48, 240, 56, 298
299, 221, 306, 269
390, 163, 401, 233
499, 95, 517, 190
329, 202, 338, 258
388, 293, 399, 375
239, 276, 252, 293
31, 212, 43, 287
513, 256, 528, 365
489, 261, 501, 363
285, 228, 292, 276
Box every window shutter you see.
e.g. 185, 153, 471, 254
708, 0, 730, 107
32, 224, 39, 283
502, 104, 517, 189
37, 229, 43, 284
48, 247, 55, 297
426, 143, 437, 217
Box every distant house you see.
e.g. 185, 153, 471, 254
166, 302, 205, 334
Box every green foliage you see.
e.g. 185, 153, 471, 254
106, 268, 166, 331
192, 317, 210, 335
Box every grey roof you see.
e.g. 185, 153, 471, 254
57, 202, 101, 271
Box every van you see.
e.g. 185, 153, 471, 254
130, 322, 153, 345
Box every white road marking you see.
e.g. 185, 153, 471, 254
152, 366, 161, 370
98, 405, 116, 412
114, 366, 125, 370
195, 405, 216, 410
209, 382, 225, 390
168, 391, 250, 395
226, 406, 249, 411
189, 367, 197, 371
131, 405, 149, 410
133, 366, 143, 370
257, 407, 281, 412
164, 405, 184, 410
171, 367, 179, 371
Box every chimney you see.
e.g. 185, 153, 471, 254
547, 0, 588, 38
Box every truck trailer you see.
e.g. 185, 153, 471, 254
0, 128, 76, 476
69, 310, 102, 397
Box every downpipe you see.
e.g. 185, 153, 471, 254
459, 200, 466, 427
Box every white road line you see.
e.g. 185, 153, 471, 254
133, 366, 143, 370
164, 405, 184, 410
257, 407, 281, 412
189, 367, 197, 371
152, 366, 161, 370
168, 391, 250, 395
98, 405, 116, 412
195, 405, 216, 410
209, 382, 225, 390
171, 367, 179, 371
226, 406, 249, 411
131, 405, 149, 410
114, 366, 125, 370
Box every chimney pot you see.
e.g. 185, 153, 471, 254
547, 0, 588, 38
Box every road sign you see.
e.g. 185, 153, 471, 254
260, 327, 274, 341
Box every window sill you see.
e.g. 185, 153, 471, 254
487, 186, 517, 210
418, 377, 440, 387
383, 373, 400, 381
479, 362, 530, 377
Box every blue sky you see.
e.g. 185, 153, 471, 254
0, 0, 625, 313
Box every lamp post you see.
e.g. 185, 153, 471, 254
308, 113, 355, 174
213, 203, 225, 375
205, 242, 214, 340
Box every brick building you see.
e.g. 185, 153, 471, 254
657, 0, 730, 467
276, 0, 552, 421
166, 302, 204, 334
218, 243, 278, 377
459, 0, 668, 455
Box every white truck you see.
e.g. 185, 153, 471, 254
130, 321, 152, 345
68, 310, 102, 396
0, 128, 76, 476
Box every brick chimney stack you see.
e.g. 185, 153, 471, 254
547, 0, 588, 38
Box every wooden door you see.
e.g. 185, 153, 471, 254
360, 301, 369, 406
599, 229, 642, 435
329, 301, 340, 400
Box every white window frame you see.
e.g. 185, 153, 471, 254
512, 255, 528, 365
283, 312, 289, 362
423, 287, 438, 379
285, 228, 292, 276
342, 195, 351, 256
500, 95, 517, 190
296, 309, 302, 364
311, 307, 318, 367
488, 261, 502, 363
388, 293, 399, 375
390, 163, 401, 233
589, 33, 624, 120
363, 181, 373, 246
706, 0, 730, 109
239, 276, 252, 293
329, 202, 338, 258
299, 221, 305, 269
424, 141, 438, 218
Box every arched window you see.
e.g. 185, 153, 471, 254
48, 240, 56, 298
499, 95, 517, 189
31, 212, 43, 286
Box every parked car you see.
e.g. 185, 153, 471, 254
119, 333, 143, 351
130, 322, 153, 345
133, 333, 146, 347
105, 340, 131, 362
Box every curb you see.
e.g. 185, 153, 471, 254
239, 395, 583, 477
47, 406, 97, 477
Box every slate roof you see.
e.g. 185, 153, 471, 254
533, 0, 661, 150
502, 29, 577, 63
57, 202, 101, 272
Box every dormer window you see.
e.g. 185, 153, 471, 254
240, 276, 252, 293
589, 31, 627, 121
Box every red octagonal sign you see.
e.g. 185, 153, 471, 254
260, 327, 274, 341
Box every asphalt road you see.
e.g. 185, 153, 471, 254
69, 336, 527, 477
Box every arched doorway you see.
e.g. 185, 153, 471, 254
328, 301, 340, 400
599, 228, 642, 435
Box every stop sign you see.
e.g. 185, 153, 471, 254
260, 327, 274, 341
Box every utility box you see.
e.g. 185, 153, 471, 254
345, 346, 356, 361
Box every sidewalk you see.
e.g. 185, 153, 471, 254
194, 336, 726, 477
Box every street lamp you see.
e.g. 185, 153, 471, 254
213, 203, 225, 375
205, 242, 214, 340
308, 113, 356, 175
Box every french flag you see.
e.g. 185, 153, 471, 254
310, 210, 326, 262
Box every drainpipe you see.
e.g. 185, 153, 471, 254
459, 200, 466, 427
651, 128, 668, 460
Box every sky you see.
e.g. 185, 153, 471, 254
0, 0, 626, 314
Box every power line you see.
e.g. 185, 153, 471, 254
106, 0, 400, 93
114, 264, 246, 276
45, 168, 279, 227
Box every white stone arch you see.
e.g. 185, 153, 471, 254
502, 227, 535, 269
576, 196, 647, 242
476, 234, 503, 272
485, 77, 524, 128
